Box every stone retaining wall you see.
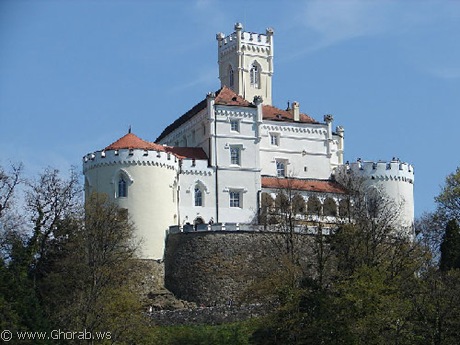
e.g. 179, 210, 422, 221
164, 231, 315, 305
150, 304, 274, 326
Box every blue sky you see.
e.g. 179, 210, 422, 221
1, 0, 459, 216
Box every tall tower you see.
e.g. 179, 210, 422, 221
216, 23, 274, 105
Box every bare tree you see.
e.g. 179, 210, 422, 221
25, 167, 82, 285
0, 163, 23, 218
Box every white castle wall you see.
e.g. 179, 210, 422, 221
213, 105, 261, 224
259, 121, 341, 180
83, 149, 179, 259
178, 159, 216, 225
158, 107, 209, 151
346, 159, 415, 233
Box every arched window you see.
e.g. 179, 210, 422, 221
228, 65, 234, 89
323, 197, 337, 217
250, 62, 260, 88
307, 196, 322, 215
118, 176, 127, 198
275, 193, 289, 212
339, 199, 351, 218
292, 194, 306, 214
194, 187, 203, 207
260, 193, 276, 225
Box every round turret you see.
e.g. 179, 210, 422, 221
344, 158, 414, 235
83, 133, 180, 259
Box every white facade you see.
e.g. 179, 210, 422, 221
83, 147, 179, 259
83, 23, 414, 259
345, 159, 415, 233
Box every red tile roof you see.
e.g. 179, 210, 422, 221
104, 132, 208, 160
165, 146, 208, 160
155, 86, 320, 142
262, 105, 318, 124
105, 133, 164, 151
262, 176, 347, 194
215, 86, 253, 106
156, 86, 254, 142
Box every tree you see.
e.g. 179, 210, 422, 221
411, 269, 460, 345
435, 167, 460, 222
251, 169, 426, 344
41, 193, 148, 344
0, 163, 23, 219
440, 219, 460, 271
420, 167, 460, 268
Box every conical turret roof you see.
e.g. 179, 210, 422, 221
104, 132, 164, 151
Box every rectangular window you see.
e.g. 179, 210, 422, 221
229, 191, 240, 208
230, 146, 241, 165
276, 160, 286, 177
230, 120, 239, 132
270, 133, 279, 146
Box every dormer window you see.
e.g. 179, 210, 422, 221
250, 62, 260, 88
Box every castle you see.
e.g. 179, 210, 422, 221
83, 23, 414, 260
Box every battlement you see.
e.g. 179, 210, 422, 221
345, 158, 414, 184
82, 148, 179, 173
217, 23, 273, 52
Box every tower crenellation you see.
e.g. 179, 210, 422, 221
217, 23, 274, 105
83, 148, 179, 173
346, 158, 414, 184
344, 158, 415, 233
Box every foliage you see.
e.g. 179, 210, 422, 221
435, 167, 460, 222
440, 219, 460, 271
3, 162, 460, 344
149, 320, 258, 345
0, 164, 150, 344
251, 169, 437, 344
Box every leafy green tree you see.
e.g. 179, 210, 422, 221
435, 167, 460, 222
440, 219, 460, 271
41, 193, 149, 344
411, 269, 460, 345
251, 169, 425, 344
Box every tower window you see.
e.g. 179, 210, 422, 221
230, 146, 241, 165
250, 63, 260, 88
118, 176, 128, 198
228, 65, 234, 89
229, 191, 241, 208
194, 187, 203, 207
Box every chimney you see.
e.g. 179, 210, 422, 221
291, 101, 300, 122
